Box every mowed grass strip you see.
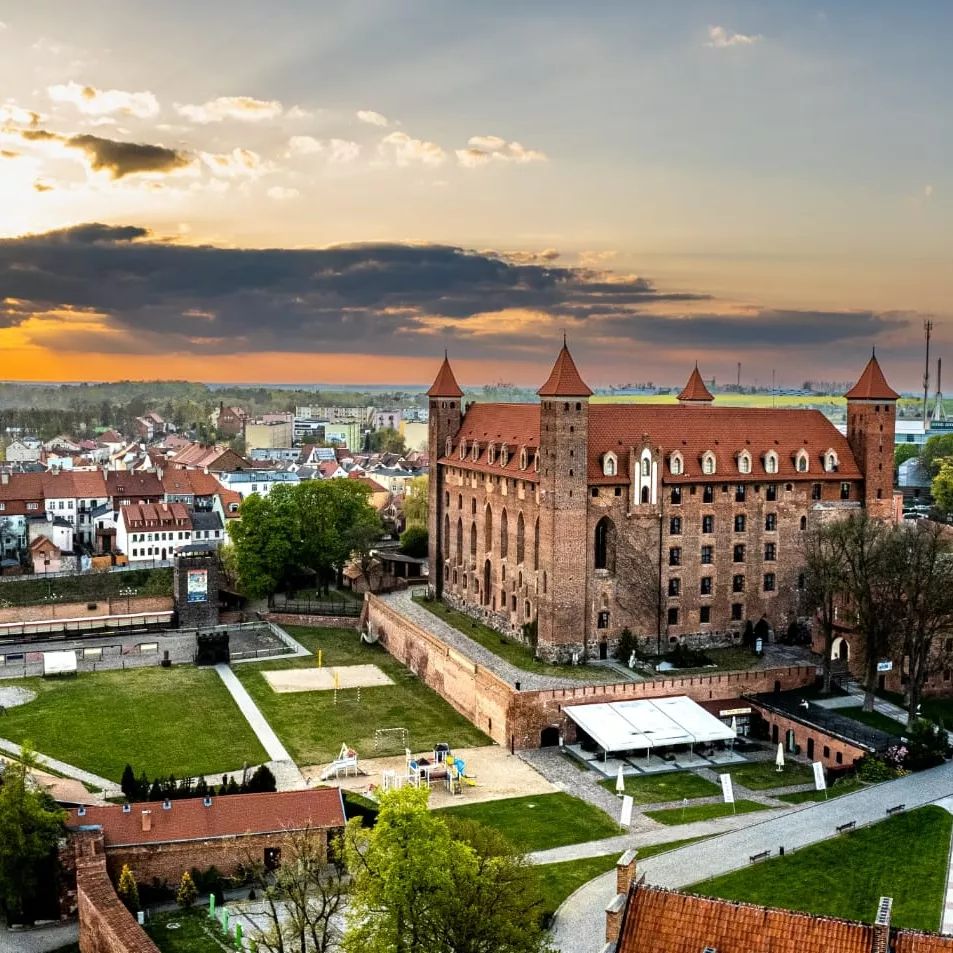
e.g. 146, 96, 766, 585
0, 667, 266, 782
692, 806, 952, 932
775, 777, 866, 804
840, 706, 905, 736
598, 771, 719, 804
720, 760, 814, 790
645, 799, 771, 826
437, 793, 620, 853
145, 909, 225, 953
234, 626, 491, 766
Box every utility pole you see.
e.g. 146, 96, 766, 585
923, 320, 933, 431
934, 357, 947, 423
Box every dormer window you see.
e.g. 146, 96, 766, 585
641, 456, 651, 477
534, 452, 540, 473
795, 449, 809, 473
501, 446, 509, 467
445, 437, 453, 457
701, 451, 716, 475
459, 439, 467, 460
824, 449, 839, 472
669, 452, 683, 476
737, 451, 752, 474
603, 452, 618, 477
764, 451, 779, 474
519, 447, 528, 470
487, 443, 496, 465
470, 442, 479, 462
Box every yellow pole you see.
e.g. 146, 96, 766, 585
318, 650, 323, 669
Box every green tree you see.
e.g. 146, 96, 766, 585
0, 749, 66, 923
894, 444, 920, 468
368, 428, 406, 455
120, 763, 138, 802
801, 523, 849, 694
402, 475, 428, 527
226, 488, 299, 600
399, 526, 428, 559
921, 433, 953, 475
176, 871, 197, 909
117, 864, 140, 913
932, 459, 953, 515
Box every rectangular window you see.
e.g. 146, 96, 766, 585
734, 514, 746, 533
841, 482, 850, 500
764, 573, 776, 592
766, 484, 777, 501
668, 547, 681, 567
733, 543, 746, 562
703, 484, 714, 504
597, 611, 609, 629
667, 607, 679, 626
735, 485, 746, 503
731, 603, 743, 621
764, 542, 776, 561
671, 486, 682, 505
702, 515, 714, 534
765, 513, 777, 531
668, 578, 681, 596
700, 576, 713, 595
700, 606, 711, 624
614, 487, 622, 497
732, 574, 745, 593
669, 516, 682, 535
701, 545, 713, 565
591, 488, 599, 498
812, 483, 822, 501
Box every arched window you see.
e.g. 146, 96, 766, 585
459, 439, 467, 460
445, 437, 453, 457
500, 508, 509, 558
444, 490, 449, 508
738, 451, 751, 474
520, 447, 528, 470
501, 446, 509, 467
670, 452, 683, 476
640, 486, 649, 504
471, 497, 476, 515
487, 443, 496, 465
458, 494, 463, 510
484, 505, 493, 552
764, 451, 778, 474
795, 449, 809, 473
594, 517, 615, 571
603, 453, 617, 477
471, 442, 479, 462
641, 456, 651, 477
516, 511, 525, 564
824, 449, 839, 472
470, 522, 477, 558
534, 518, 540, 570
443, 514, 450, 551
456, 518, 463, 563
702, 451, 716, 475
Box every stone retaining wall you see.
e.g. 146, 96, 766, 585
261, 612, 361, 630
0, 595, 172, 626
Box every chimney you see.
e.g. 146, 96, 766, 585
605, 893, 625, 944
141, 810, 152, 832
616, 849, 638, 894
872, 897, 892, 953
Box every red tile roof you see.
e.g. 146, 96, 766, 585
217, 488, 242, 517
351, 475, 388, 493
677, 366, 714, 402
120, 502, 192, 530
42, 470, 108, 499
844, 354, 900, 401
426, 355, 464, 398
0, 472, 45, 503
67, 789, 346, 847
106, 471, 164, 500
160, 469, 222, 497
536, 343, 592, 397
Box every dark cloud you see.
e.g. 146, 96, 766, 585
0, 224, 908, 363
65, 134, 191, 178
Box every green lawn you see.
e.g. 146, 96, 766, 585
145, 909, 227, 953
645, 799, 771, 826
234, 626, 491, 765
876, 690, 953, 728
692, 806, 953, 931
648, 646, 761, 674
413, 596, 610, 681
437, 793, 620, 853
0, 667, 267, 782
775, 777, 867, 804
720, 761, 814, 790
840, 706, 905, 736
0, 567, 172, 606
598, 770, 719, 804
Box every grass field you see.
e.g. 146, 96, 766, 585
145, 909, 224, 953
598, 770, 719, 803
0, 567, 172, 607
234, 626, 492, 765
590, 393, 847, 409
877, 689, 953, 727
413, 596, 610, 681
776, 777, 866, 803
720, 761, 814, 790
645, 799, 771, 826
840, 706, 905, 736
437, 792, 620, 853
692, 806, 952, 931
0, 667, 266, 781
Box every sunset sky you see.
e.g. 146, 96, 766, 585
0, 2, 950, 390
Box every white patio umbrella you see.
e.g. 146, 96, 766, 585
616, 764, 625, 796
775, 742, 785, 773
730, 716, 738, 750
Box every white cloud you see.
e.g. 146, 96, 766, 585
266, 185, 300, 200
706, 25, 762, 48
286, 136, 360, 163
175, 96, 284, 124
924, 184, 934, 199
286, 105, 311, 120
357, 109, 389, 127
199, 147, 269, 178
48, 80, 160, 119
456, 135, 547, 168
0, 21, 7, 31
286, 135, 323, 156
379, 130, 445, 167
0, 102, 40, 126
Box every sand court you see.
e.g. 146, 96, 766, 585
262, 665, 394, 693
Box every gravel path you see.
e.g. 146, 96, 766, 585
0, 736, 121, 797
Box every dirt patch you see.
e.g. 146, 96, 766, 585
304, 745, 557, 808
0, 685, 36, 708
262, 665, 394, 693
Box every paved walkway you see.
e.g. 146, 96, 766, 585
552, 758, 953, 953
844, 681, 910, 725
0, 737, 121, 797
0, 922, 78, 953
213, 664, 305, 790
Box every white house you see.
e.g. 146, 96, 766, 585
116, 502, 193, 562
215, 469, 300, 501
5, 438, 42, 463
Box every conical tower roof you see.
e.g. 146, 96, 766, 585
677, 365, 714, 403
844, 353, 899, 401
537, 341, 592, 397
426, 353, 463, 398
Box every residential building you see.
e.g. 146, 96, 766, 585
292, 417, 326, 444
5, 438, 42, 463
324, 420, 363, 448
210, 402, 248, 437
160, 468, 221, 510
297, 405, 373, 424
216, 469, 300, 501
249, 447, 301, 464
401, 420, 428, 451
42, 470, 109, 548
170, 443, 250, 472
427, 346, 899, 662
245, 418, 294, 452
373, 410, 403, 431
105, 471, 164, 508
116, 502, 193, 562
190, 510, 225, 548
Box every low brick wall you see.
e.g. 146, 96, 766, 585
261, 612, 361, 630
0, 595, 172, 626
748, 702, 870, 770
73, 832, 159, 953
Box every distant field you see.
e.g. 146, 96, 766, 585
590, 394, 845, 409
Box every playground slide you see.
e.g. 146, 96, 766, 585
319, 757, 357, 781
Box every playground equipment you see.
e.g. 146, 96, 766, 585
374, 727, 409, 752
319, 742, 361, 781
381, 743, 477, 795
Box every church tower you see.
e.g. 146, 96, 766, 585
536, 340, 592, 661
426, 353, 463, 597
844, 352, 899, 519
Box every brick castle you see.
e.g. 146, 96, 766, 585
427, 343, 899, 662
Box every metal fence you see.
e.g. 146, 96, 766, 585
270, 596, 362, 617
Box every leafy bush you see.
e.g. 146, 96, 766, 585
615, 627, 636, 662
176, 871, 197, 909
904, 719, 950, 771
399, 525, 428, 559
856, 755, 904, 782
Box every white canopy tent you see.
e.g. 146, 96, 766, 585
43, 650, 77, 677
564, 695, 735, 759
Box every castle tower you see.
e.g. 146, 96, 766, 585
536, 341, 592, 661
677, 365, 714, 404
844, 352, 899, 519
427, 353, 464, 596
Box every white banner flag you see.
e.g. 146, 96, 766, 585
719, 773, 735, 804
812, 761, 827, 791
620, 794, 633, 827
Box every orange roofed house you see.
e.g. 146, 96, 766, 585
427, 345, 900, 662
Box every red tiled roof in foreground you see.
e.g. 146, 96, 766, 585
537, 343, 593, 397
844, 354, 900, 401
677, 365, 714, 402
67, 789, 346, 847
426, 355, 464, 398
